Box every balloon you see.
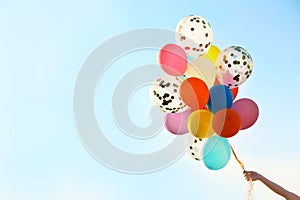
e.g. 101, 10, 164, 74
150, 76, 188, 113
176, 15, 213, 58
178, 74, 187, 82
190, 105, 208, 112
202, 45, 221, 64
188, 137, 205, 161
231, 98, 259, 130
203, 135, 231, 170
213, 109, 241, 138
158, 44, 188, 76
180, 77, 209, 110
187, 55, 194, 63
213, 77, 221, 85
187, 109, 215, 139
165, 110, 192, 135
185, 57, 217, 88
230, 87, 239, 100
177, 55, 194, 82
216, 46, 253, 88
207, 84, 233, 114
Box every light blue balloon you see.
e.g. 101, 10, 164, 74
203, 135, 231, 170
177, 56, 194, 81
187, 55, 194, 63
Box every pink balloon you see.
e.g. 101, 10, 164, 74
231, 98, 259, 130
158, 44, 188, 76
165, 110, 191, 135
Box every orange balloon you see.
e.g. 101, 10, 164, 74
230, 87, 239, 100
180, 77, 209, 110
212, 109, 241, 138
213, 77, 221, 85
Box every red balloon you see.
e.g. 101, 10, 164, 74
190, 105, 208, 112
230, 87, 239, 100
231, 98, 259, 130
158, 44, 188, 76
213, 109, 241, 138
180, 77, 209, 110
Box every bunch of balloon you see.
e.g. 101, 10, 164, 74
149, 15, 259, 171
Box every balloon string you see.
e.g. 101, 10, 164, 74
230, 145, 254, 200
230, 145, 245, 171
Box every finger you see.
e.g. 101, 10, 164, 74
246, 174, 251, 180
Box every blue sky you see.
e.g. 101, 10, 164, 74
0, 0, 300, 199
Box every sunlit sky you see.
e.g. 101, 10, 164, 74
1, 0, 300, 199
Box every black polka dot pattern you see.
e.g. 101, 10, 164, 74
188, 137, 204, 161
216, 46, 253, 88
176, 15, 213, 58
150, 76, 188, 113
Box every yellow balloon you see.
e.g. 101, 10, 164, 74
185, 57, 217, 88
187, 109, 215, 139
206, 45, 221, 64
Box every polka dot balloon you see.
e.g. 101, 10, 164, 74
176, 15, 213, 58
188, 137, 204, 161
216, 46, 253, 88
150, 76, 188, 113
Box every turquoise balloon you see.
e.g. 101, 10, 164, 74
178, 56, 194, 81
203, 135, 231, 170
188, 55, 194, 63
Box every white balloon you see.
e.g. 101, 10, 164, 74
149, 76, 188, 113
188, 137, 204, 161
185, 57, 217, 88
216, 46, 253, 88
176, 15, 213, 58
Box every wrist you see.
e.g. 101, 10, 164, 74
256, 173, 263, 181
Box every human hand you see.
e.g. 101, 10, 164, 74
243, 171, 261, 181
